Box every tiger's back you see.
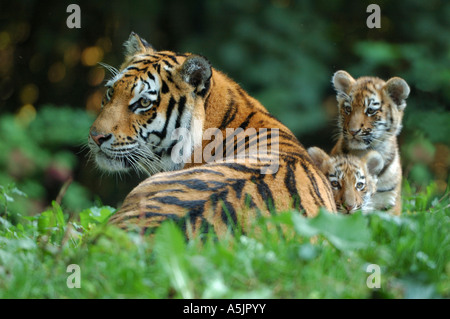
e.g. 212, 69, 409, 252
89, 33, 336, 237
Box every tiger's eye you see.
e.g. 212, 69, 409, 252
140, 98, 151, 107
331, 181, 340, 188
107, 87, 114, 97
356, 182, 365, 190
344, 105, 352, 113
367, 108, 377, 115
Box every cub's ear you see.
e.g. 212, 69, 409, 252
383, 77, 410, 111
307, 147, 331, 172
123, 32, 154, 58
363, 151, 384, 177
332, 70, 356, 95
179, 55, 212, 93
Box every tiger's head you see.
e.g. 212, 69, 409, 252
88, 32, 211, 175
332, 70, 410, 150
308, 147, 383, 214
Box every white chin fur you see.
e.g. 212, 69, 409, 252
347, 139, 369, 150
95, 153, 130, 173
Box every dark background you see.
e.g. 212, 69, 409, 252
0, 0, 448, 216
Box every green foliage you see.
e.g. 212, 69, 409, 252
292, 209, 371, 250
0, 184, 27, 217
0, 105, 95, 216
0, 0, 448, 300
79, 206, 116, 230
0, 183, 448, 299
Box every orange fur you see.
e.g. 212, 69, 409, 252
88, 33, 336, 237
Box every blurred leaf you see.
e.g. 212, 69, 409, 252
154, 221, 193, 299
293, 209, 372, 250
79, 206, 115, 229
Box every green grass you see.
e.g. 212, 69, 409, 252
0, 182, 449, 299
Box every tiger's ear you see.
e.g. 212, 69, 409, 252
123, 32, 154, 58
332, 70, 356, 95
383, 77, 410, 111
363, 151, 384, 177
307, 147, 331, 172
179, 55, 212, 93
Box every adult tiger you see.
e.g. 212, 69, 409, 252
88, 32, 336, 237
330, 70, 410, 215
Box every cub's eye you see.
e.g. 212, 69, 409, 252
344, 104, 352, 114
330, 181, 340, 189
356, 182, 365, 190
367, 108, 377, 115
106, 87, 114, 100
140, 98, 151, 107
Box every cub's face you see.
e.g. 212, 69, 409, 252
332, 70, 410, 150
308, 147, 383, 214
88, 32, 211, 175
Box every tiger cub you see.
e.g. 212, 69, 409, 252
308, 147, 384, 214
330, 70, 410, 215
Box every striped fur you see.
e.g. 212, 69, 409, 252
88, 33, 336, 237
308, 147, 383, 214
330, 70, 410, 215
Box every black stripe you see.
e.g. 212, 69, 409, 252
166, 55, 179, 64
147, 71, 155, 81
143, 211, 180, 220
221, 113, 257, 158
152, 196, 206, 210
166, 72, 174, 83
377, 184, 397, 193
210, 190, 238, 229
235, 130, 259, 156
284, 162, 304, 212
204, 91, 212, 111
244, 193, 257, 209
175, 95, 187, 129
152, 63, 161, 73
162, 59, 173, 68
209, 162, 261, 175
238, 111, 256, 130
299, 161, 325, 207
251, 176, 275, 214
378, 152, 396, 176
145, 205, 161, 211
130, 59, 152, 65
153, 179, 227, 191
126, 66, 147, 72
154, 96, 176, 139
219, 90, 238, 129
227, 179, 246, 200
278, 130, 302, 147
130, 82, 138, 93
161, 80, 169, 94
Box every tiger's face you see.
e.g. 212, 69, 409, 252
88, 33, 211, 175
308, 147, 383, 214
332, 70, 410, 150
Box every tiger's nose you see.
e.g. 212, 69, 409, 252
90, 131, 112, 146
349, 128, 361, 137
342, 202, 356, 213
